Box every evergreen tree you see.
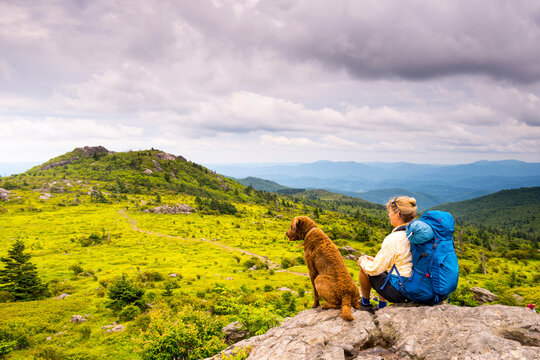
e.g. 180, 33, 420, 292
0, 240, 48, 301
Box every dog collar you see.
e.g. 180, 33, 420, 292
304, 227, 319, 240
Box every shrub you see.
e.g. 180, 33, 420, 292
0, 291, 15, 303
69, 264, 84, 275
139, 307, 227, 360
78, 233, 103, 247
106, 274, 145, 312
263, 284, 273, 292
0, 340, 16, 356
236, 305, 281, 336
140, 271, 164, 282
119, 304, 141, 321
281, 257, 296, 269
448, 285, 479, 307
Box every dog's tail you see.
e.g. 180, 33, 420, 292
340, 294, 354, 321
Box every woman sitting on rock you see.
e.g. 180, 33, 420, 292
357, 196, 417, 311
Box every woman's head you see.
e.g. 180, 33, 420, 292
386, 196, 417, 225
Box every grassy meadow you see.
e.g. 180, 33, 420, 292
0, 148, 538, 359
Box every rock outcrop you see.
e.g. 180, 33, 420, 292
156, 152, 186, 161
0, 188, 9, 201
40, 146, 113, 171
144, 204, 195, 214
207, 303, 539, 360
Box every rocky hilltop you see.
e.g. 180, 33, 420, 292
208, 303, 539, 360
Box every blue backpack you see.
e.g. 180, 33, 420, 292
383, 210, 459, 304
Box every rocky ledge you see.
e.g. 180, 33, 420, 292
207, 303, 539, 360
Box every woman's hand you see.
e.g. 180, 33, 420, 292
357, 254, 374, 267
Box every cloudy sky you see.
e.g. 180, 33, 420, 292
1, 0, 540, 165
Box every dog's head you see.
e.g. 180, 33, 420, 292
285, 216, 317, 241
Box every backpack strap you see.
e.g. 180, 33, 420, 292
381, 264, 409, 299
394, 225, 407, 232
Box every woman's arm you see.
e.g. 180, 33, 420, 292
358, 237, 396, 276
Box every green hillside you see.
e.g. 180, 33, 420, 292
236, 176, 294, 193
0, 147, 538, 359
435, 187, 540, 241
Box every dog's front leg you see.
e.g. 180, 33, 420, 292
309, 270, 320, 308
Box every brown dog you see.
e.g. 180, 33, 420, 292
285, 216, 360, 321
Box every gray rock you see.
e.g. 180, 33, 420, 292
55, 293, 70, 300
470, 286, 499, 303
70, 315, 87, 323
169, 273, 178, 278
156, 152, 184, 161
39, 193, 52, 200
344, 254, 358, 261
206, 304, 540, 360
340, 246, 358, 254
223, 321, 249, 344
277, 287, 297, 294
110, 325, 125, 332
0, 188, 9, 201
149, 204, 195, 214
143, 168, 153, 174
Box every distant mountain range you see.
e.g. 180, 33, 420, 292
435, 187, 540, 238
208, 160, 540, 209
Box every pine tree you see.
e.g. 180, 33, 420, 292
0, 240, 48, 301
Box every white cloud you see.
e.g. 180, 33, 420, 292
0, 0, 539, 163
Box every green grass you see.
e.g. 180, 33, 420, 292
0, 148, 538, 359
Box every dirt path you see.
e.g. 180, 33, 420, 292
118, 210, 309, 278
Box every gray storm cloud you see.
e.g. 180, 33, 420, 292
0, 0, 539, 163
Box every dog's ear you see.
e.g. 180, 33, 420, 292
291, 217, 298, 234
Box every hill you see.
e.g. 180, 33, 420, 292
236, 176, 294, 193
0, 147, 538, 359
435, 187, 540, 240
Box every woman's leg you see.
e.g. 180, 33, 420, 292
358, 267, 372, 299
359, 270, 387, 302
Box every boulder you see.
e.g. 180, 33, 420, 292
39, 193, 52, 200
206, 304, 540, 360
70, 315, 87, 323
0, 188, 9, 201
143, 168, 153, 175
344, 254, 358, 261
156, 152, 179, 161
55, 293, 70, 300
340, 246, 358, 254
110, 325, 125, 333
470, 287, 499, 303
223, 321, 249, 344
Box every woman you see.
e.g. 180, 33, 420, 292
357, 196, 417, 311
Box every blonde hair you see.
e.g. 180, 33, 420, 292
387, 196, 417, 223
